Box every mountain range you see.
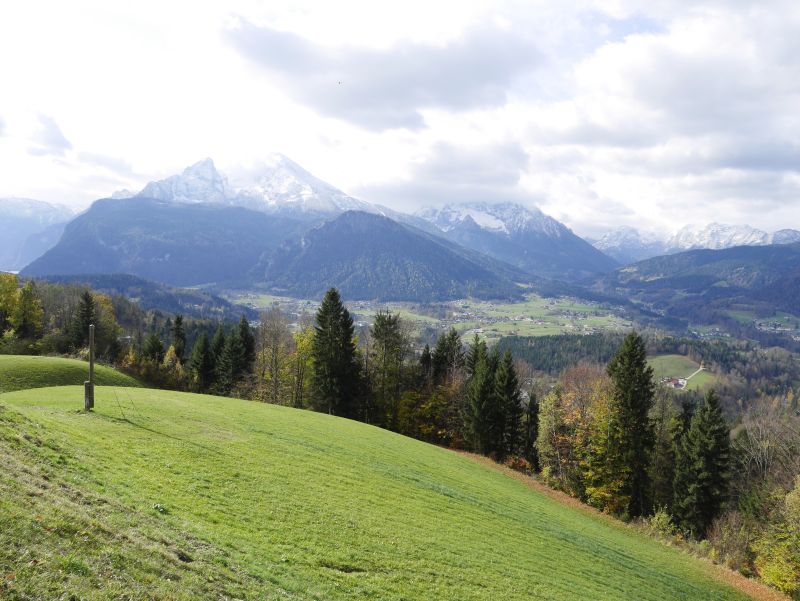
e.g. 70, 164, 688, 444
592, 223, 800, 264
5, 155, 800, 309
0, 198, 74, 271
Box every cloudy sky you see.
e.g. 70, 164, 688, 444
1, 0, 798, 237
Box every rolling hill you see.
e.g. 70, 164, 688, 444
0, 383, 769, 600
0, 355, 140, 393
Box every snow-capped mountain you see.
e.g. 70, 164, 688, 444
125, 155, 378, 218
417, 202, 567, 238
667, 223, 770, 251
0, 198, 74, 271
590, 227, 668, 264
772, 229, 800, 245
415, 202, 618, 280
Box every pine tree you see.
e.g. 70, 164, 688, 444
419, 344, 432, 386
465, 348, 494, 454
432, 328, 463, 385
238, 315, 256, 369
311, 288, 361, 418
189, 332, 215, 391
495, 349, 523, 457
143, 333, 165, 363
218, 328, 247, 393
650, 390, 678, 512
673, 390, 731, 538
211, 324, 226, 361
171, 315, 186, 363
71, 289, 97, 348
523, 390, 540, 471
465, 333, 487, 378
606, 332, 656, 517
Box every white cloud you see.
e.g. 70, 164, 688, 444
0, 0, 797, 238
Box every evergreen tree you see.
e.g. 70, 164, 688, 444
218, 328, 247, 393
673, 390, 731, 538
143, 333, 165, 363
71, 289, 97, 348
465, 333, 487, 378
170, 315, 186, 363
419, 343, 432, 386
238, 315, 256, 369
432, 328, 464, 385
650, 390, 678, 512
211, 325, 226, 363
495, 349, 523, 457
311, 288, 361, 417
189, 332, 215, 391
370, 310, 405, 427
464, 347, 494, 454
523, 390, 540, 470
606, 332, 656, 517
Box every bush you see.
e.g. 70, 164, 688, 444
707, 511, 754, 574
644, 507, 677, 538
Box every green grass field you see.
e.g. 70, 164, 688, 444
0, 355, 141, 393
648, 354, 716, 391
0, 383, 759, 600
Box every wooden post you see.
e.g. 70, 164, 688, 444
84, 324, 95, 410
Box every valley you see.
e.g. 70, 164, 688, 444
223, 289, 633, 344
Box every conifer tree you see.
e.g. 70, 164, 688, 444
238, 315, 256, 369
494, 349, 523, 457
673, 390, 731, 538
650, 390, 678, 511
523, 390, 540, 470
465, 333, 487, 378
170, 315, 186, 363
311, 288, 361, 417
419, 343, 432, 386
143, 333, 165, 363
218, 328, 247, 393
606, 332, 656, 517
465, 348, 494, 454
211, 324, 226, 362
189, 332, 215, 391
71, 289, 97, 348
432, 328, 464, 385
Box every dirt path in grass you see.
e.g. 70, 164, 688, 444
455, 450, 788, 601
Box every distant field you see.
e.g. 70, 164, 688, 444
223, 289, 632, 342
648, 354, 715, 391
0, 355, 140, 393
0, 386, 758, 600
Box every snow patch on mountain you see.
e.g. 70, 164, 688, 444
668, 223, 770, 250
416, 202, 567, 238
130, 155, 378, 217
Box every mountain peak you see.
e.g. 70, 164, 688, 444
137, 158, 231, 204
416, 201, 565, 238
668, 223, 770, 250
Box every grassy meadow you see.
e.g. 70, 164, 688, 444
0, 382, 763, 600
648, 354, 716, 391
0, 355, 141, 394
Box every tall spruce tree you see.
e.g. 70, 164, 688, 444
71, 289, 97, 348
238, 315, 256, 370
189, 332, 215, 391
495, 349, 523, 458
650, 390, 678, 512
524, 390, 540, 471
606, 332, 656, 517
464, 345, 493, 454
432, 328, 464, 385
311, 288, 361, 418
170, 315, 186, 363
218, 328, 247, 393
673, 390, 731, 538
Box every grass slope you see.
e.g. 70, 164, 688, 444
0, 386, 760, 600
0, 355, 140, 394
